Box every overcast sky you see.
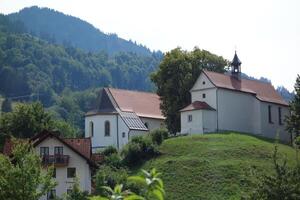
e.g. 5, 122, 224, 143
1, 0, 299, 91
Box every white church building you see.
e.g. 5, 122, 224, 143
180, 52, 291, 142
85, 88, 165, 150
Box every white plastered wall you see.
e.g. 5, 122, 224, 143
140, 117, 164, 131
202, 110, 217, 133
180, 110, 203, 134
37, 138, 91, 200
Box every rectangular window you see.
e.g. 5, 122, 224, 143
202, 93, 206, 98
67, 168, 76, 178
54, 146, 63, 155
40, 147, 49, 156
122, 132, 126, 138
268, 105, 273, 124
47, 189, 56, 200
278, 107, 282, 125
188, 115, 192, 122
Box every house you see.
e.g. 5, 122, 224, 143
85, 88, 165, 151
180, 52, 291, 142
3, 130, 95, 200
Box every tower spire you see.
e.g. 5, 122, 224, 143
231, 51, 242, 79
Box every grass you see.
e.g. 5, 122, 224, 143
134, 132, 297, 200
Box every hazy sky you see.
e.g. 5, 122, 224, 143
1, 0, 299, 91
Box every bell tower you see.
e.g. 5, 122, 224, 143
231, 51, 242, 79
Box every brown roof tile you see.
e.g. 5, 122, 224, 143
180, 101, 215, 112
107, 88, 165, 119
203, 70, 288, 106
64, 138, 91, 159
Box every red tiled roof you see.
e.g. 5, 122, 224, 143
180, 101, 215, 112
2, 131, 94, 166
2, 138, 27, 156
107, 88, 165, 119
203, 70, 288, 106
64, 138, 91, 159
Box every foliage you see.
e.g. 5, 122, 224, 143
121, 136, 159, 166
64, 177, 89, 200
0, 102, 79, 138
104, 153, 124, 169
91, 168, 165, 200
250, 145, 300, 199
102, 146, 118, 157
150, 128, 169, 145
0, 102, 53, 138
1, 98, 12, 113
286, 74, 300, 139
95, 165, 129, 195
151, 47, 227, 134
0, 138, 56, 200
133, 133, 297, 200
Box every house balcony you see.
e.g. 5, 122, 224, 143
41, 155, 70, 167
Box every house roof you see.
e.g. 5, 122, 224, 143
180, 101, 215, 112
3, 131, 95, 166
106, 88, 165, 119
119, 111, 148, 131
202, 70, 288, 106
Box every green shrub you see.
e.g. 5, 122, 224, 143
104, 153, 123, 169
102, 146, 118, 156
150, 128, 169, 145
95, 165, 128, 196
121, 136, 159, 166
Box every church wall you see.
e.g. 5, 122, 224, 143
85, 114, 120, 151
260, 102, 291, 142
217, 89, 259, 133
140, 117, 165, 131
202, 110, 217, 133
191, 88, 217, 109
191, 72, 215, 90
118, 115, 130, 149
180, 110, 204, 134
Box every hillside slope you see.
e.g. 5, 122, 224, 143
136, 133, 296, 200
8, 6, 159, 56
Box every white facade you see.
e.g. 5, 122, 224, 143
181, 72, 291, 143
36, 137, 92, 200
85, 114, 164, 150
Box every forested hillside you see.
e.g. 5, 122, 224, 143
0, 14, 162, 132
8, 6, 159, 56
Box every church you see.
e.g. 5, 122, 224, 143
85, 88, 165, 150
180, 52, 291, 142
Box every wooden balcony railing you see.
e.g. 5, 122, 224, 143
41, 155, 70, 167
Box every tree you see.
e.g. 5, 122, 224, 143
151, 47, 227, 134
1, 98, 12, 113
286, 75, 300, 140
0, 138, 56, 200
0, 102, 53, 138
250, 146, 300, 199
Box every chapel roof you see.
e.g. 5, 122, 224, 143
106, 88, 165, 119
202, 70, 288, 106
180, 101, 215, 112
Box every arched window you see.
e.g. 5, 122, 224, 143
105, 121, 110, 136
89, 121, 94, 137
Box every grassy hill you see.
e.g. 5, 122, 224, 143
135, 133, 296, 200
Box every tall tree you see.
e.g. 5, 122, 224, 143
286, 74, 300, 139
0, 139, 56, 200
151, 47, 227, 134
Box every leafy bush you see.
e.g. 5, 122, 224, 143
104, 153, 123, 169
121, 136, 159, 166
102, 146, 118, 157
150, 128, 169, 145
95, 165, 128, 195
